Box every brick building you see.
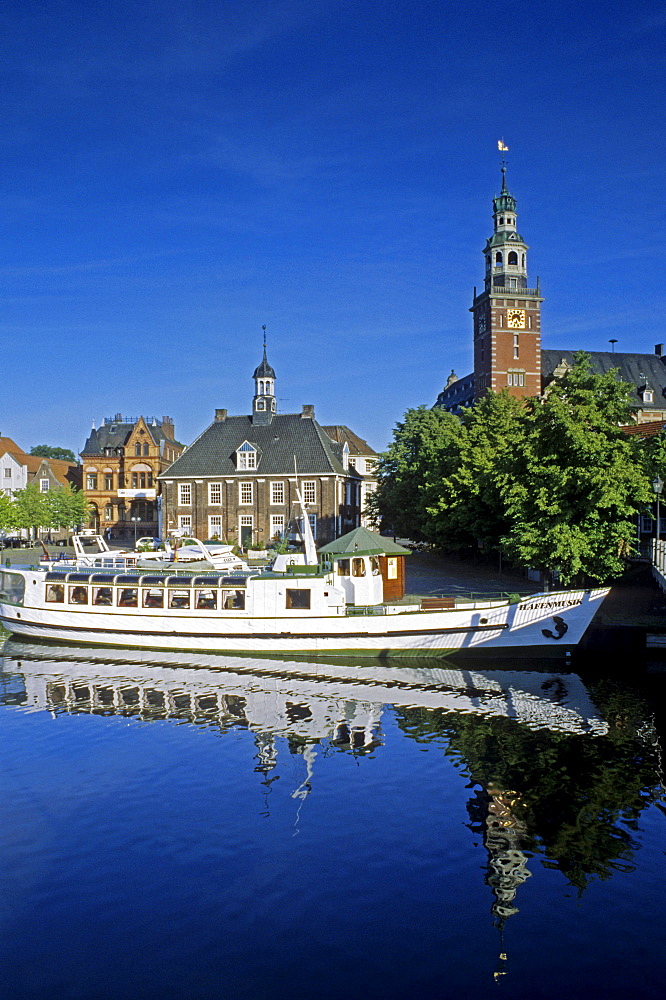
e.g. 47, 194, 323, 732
159, 348, 366, 547
80, 415, 183, 540
435, 165, 666, 423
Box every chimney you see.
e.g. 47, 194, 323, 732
301, 404, 315, 419
215, 408, 227, 422
656, 344, 664, 358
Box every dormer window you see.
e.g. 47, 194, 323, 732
642, 389, 654, 404
237, 442, 257, 470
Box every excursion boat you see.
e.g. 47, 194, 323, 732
0, 523, 608, 658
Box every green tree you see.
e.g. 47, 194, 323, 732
30, 445, 76, 463
500, 353, 651, 583
12, 482, 50, 536
366, 406, 463, 541
0, 493, 20, 532
426, 390, 526, 553
46, 484, 89, 531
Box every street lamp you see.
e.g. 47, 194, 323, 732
652, 477, 663, 564
131, 516, 141, 546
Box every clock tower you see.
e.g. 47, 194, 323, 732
471, 164, 543, 401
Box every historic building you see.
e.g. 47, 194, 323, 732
159, 348, 370, 547
80, 416, 184, 540
435, 166, 666, 424
0, 436, 81, 541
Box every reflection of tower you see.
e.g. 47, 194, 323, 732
467, 784, 532, 979
254, 732, 279, 817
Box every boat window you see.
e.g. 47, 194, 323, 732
0, 573, 26, 606
195, 589, 217, 610
169, 589, 191, 610
222, 589, 245, 610
93, 587, 113, 606
69, 586, 89, 605
286, 589, 311, 610
46, 583, 65, 604
118, 588, 138, 607
337, 559, 350, 576
370, 556, 381, 576
352, 558, 366, 578
143, 588, 164, 609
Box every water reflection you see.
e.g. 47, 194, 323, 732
0, 638, 663, 990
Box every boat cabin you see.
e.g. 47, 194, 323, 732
318, 528, 410, 603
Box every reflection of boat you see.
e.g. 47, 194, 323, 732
1, 639, 608, 736
0, 527, 608, 656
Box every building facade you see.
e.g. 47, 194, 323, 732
435, 166, 666, 424
159, 350, 365, 548
0, 436, 81, 541
80, 416, 184, 540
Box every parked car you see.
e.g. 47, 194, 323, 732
0, 534, 31, 549
136, 536, 162, 551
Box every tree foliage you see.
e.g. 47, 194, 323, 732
500, 354, 651, 583
365, 406, 463, 542
372, 354, 654, 583
30, 445, 76, 463
9, 482, 89, 534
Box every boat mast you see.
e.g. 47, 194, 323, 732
293, 457, 318, 565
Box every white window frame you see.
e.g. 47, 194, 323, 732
208, 515, 223, 538
302, 480, 316, 505
308, 513, 317, 539
237, 443, 257, 470
178, 515, 192, 534
178, 483, 192, 505
208, 482, 222, 505
270, 514, 285, 538
40, 478, 50, 493
239, 481, 253, 505
270, 481, 284, 505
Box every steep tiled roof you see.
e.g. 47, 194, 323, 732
0, 436, 27, 461
623, 420, 666, 438
322, 425, 377, 455
160, 413, 349, 479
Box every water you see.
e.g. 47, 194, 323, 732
0, 639, 664, 1000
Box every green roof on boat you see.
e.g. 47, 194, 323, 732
318, 527, 411, 558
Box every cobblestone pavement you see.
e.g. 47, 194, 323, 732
404, 550, 539, 599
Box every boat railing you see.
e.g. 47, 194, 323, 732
346, 605, 388, 616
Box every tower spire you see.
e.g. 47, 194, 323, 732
498, 138, 509, 191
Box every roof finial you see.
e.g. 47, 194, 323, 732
498, 138, 509, 190
262, 324, 267, 350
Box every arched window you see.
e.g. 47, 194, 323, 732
495, 251, 503, 265
486, 255, 491, 271
522, 253, 526, 268
499, 217, 505, 225
508, 251, 518, 266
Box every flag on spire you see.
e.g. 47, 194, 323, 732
498, 139, 509, 151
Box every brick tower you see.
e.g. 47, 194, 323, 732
471, 162, 543, 401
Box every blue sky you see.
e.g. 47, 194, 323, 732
2, 0, 665, 455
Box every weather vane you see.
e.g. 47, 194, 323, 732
262, 324, 266, 350
498, 138, 509, 182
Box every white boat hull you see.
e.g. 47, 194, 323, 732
0, 587, 608, 657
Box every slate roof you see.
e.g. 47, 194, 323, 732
319, 527, 411, 557
253, 348, 276, 380
541, 350, 666, 411
160, 413, 351, 479
81, 417, 181, 455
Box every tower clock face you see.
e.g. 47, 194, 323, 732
507, 308, 526, 329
